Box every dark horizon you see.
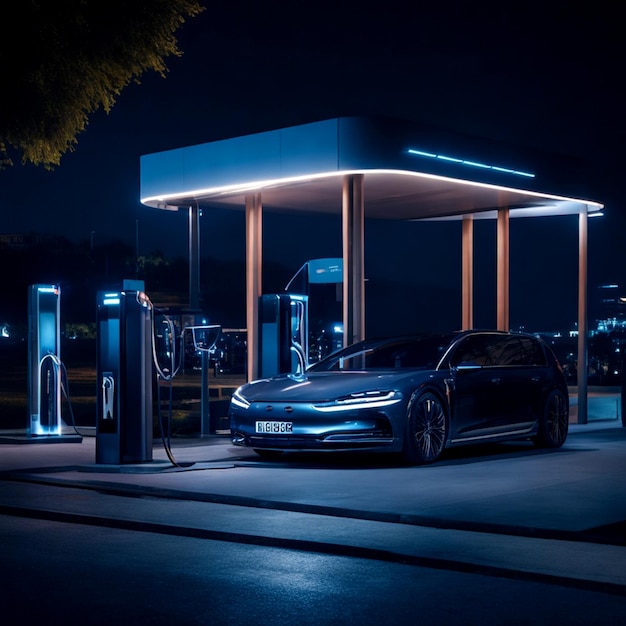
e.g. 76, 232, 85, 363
1, 5, 623, 339
0, 231, 620, 339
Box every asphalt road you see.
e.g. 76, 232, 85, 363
1, 420, 625, 624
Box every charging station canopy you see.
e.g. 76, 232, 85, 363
140, 116, 601, 220
139, 116, 603, 422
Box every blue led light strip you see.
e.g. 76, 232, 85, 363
407, 149, 535, 178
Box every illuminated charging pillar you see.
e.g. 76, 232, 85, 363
96, 288, 153, 464
28, 284, 62, 436
259, 294, 308, 378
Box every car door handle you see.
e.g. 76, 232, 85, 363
491, 378, 501, 384
531, 376, 540, 382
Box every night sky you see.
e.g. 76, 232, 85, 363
1, 4, 623, 334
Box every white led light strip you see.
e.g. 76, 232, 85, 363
143, 168, 602, 212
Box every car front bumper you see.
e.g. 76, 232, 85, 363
229, 402, 403, 452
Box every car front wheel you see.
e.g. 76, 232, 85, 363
535, 388, 569, 448
402, 390, 448, 465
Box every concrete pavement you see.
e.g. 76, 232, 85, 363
1, 404, 625, 598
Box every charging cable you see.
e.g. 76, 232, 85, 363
146, 297, 186, 467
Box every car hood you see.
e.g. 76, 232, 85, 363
238, 370, 430, 403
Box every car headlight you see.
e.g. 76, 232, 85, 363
313, 390, 402, 412
231, 388, 251, 409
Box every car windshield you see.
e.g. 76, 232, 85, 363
309, 335, 455, 372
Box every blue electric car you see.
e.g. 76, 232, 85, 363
229, 330, 569, 465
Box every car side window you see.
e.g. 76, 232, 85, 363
488, 336, 524, 366
519, 336, 547, 366
451, 334, 525, 367
450, 335, 493, 366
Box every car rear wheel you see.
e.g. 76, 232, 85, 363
402, 391, 448, 465
535, 388, 569, 448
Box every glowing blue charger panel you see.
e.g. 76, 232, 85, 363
28, 284, 61, 436
308, 258, 343, 284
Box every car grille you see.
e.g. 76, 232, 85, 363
243, 430, 394, 450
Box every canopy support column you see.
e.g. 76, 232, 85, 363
246, 193, 262, 381
462, 215, 474, 330
342, 174, 365, 347
577, 209, 589, 423
188, 204, 201, 310
497, 207, 510, 331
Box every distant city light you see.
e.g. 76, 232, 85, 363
407, 148, 535, 178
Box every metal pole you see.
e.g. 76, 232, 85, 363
619, 338, 626, 428
189, 205, 200, 310
462, 215, 474, 330
246, 194, 263, 381
201, 350, 211, 436
496, 207, 510, 331
188, 204, 208, 432
342, 174, 365, 348
577, 209, 588, 424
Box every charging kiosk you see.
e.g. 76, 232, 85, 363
260, 258, 343, 376
259, 293, 308, 377
28, 284, 62, 436
96, 284, 153, 464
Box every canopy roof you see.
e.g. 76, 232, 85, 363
140, 116, 603, 219
140, 116, 601, 422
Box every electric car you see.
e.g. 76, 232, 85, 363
229, 330, 569, 465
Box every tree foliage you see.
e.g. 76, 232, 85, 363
0, 0, 204, 169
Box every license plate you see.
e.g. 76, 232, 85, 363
256, 421, 293, 434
